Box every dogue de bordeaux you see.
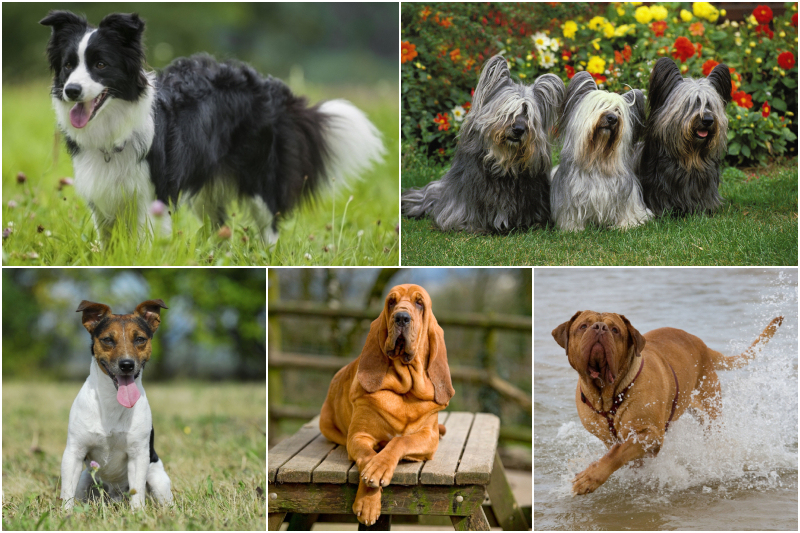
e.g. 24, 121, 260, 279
552, 310, 783, 495
320, 284, 455, 525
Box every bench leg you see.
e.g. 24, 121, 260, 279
358, 513, 391, 531
486, 450, 528, 530
268, 512, 286, 531
287, 513, 319, 530
451, 506, 490, 531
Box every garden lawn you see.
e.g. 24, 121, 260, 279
401, 152, 798, 266
2, 82, 399, 266
2, 381, 265, 530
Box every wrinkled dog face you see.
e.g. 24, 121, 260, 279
383, 285, 429, 363
553, 310, 642, 387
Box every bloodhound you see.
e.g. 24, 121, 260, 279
553, 311, 783, 495
320, 284, 455, 526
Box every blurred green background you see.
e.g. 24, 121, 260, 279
3, 2, 398, 85
2, 268, 266, 380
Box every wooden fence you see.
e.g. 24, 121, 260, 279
268, 301, 532, 444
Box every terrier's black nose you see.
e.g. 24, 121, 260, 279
64, 84, 82, 101
119, 359, 135, 373
394, 312, 411, 327
604, 113, 618, 126
701, 115, 714, 128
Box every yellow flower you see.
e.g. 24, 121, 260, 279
527, 54, 533, 60
617, 7, 625, 16
588, 16, 607, 30
629, 2, 643, 6
749, 41, 756, 48
747, 14, 757, 25
519, 73, 527, 78
756, 57, 762, 64
780, 31, 786, 38
745, 48, 751, 55
680, 9, 693, 22
650, 5, 668, 21
591, 38, 601, 50
735, 37, 742, 46
720, 9, 726, 17
587, 55, 606, 74
736, 115, 742, 120
603, 23, 616, 39
634, 6, 653, 24
563, 20, 578, 39
615, 24, 631, 37
693, 2, 719, 23
680, 64, 688, 73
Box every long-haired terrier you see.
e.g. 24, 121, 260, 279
551, 72, 651, 231
635, 57, 731, 216
402, 55, 564, 233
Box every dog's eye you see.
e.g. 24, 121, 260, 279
64, 62, 73, 70
100, 337, 115, 346
134, 336, 147, 345
579, 324, 587, 330
611, 327, 619, 334
96, 61, 106, 70
388, 298, 396, 308
415, 300, 423, 311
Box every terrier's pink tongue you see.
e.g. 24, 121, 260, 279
117, 375, 140, 408
70, 102, 91, 129
697, 129, 709, 138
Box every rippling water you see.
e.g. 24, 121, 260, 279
534, 268, 798, 530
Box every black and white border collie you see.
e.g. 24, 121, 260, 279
40, 11, 384, 245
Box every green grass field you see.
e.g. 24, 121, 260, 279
2, 82, 399, 266
2, 381, 265, 530
401, 149, 798, 266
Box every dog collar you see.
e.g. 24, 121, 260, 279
100, 142, 127, 163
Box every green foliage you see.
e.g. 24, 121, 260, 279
402, 2, 799, 165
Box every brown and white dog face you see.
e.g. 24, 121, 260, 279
552, 310, 645, 387
382, 284, 430, 363
76, 299, 167, 407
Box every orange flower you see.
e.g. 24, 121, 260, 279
702, 59, 719, 77
671, 36, 695, 62
401, 41, 418, 64
434, 112, 451, 131
449, 48, 461, 62
761, 101, 771, 118
732, 91, 753, 109
689, 22, 705, 36
622, 44, 632, 62
420, 5, 431, 21
651, 20, 667, 37
753, 5, 773, 24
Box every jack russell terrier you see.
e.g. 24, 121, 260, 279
61, 299, 174, 510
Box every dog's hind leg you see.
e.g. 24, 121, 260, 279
691, 372, 722, 428
246, 195, 279, 246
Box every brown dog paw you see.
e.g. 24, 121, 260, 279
361, 453, 397, 488
353, 483, 382, 525
572, 462, 610, 495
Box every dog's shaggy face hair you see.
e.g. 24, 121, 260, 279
550, 72, 651, 231
401, 55, 564, 233
636, 57, 731, 216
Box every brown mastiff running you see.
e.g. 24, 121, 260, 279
320, 284, 455, 525
552, 310, 782, 495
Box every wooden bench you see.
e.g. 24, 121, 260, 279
268, 412, 526, 531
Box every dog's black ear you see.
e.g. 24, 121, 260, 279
623, 88, 646, 140
647, 57, 683, 115
552, 311, 583, 353
472, 55, 512, 115
534, 73, 566, 134
40, 11, 89, 71
135, 299, 168, 334
98, 12, 145, 45
77, 300, 112, 334
707, 63, 732, 106
40, 10, 86, 31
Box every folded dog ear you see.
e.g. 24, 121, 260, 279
552, 311, 583, 352
357, 313, 390, 393
534, 73, 566, 134
76, 301, 112, 334
623, 88, 646, 140
648, 57, 683, 115
135, 299, 168, 333
471, 55, 512, 116
98, 12, 145, 43
427, 314, 455, 406
558, 71, 595, 133
707, 63, 732, 106
619, 314, 646, 357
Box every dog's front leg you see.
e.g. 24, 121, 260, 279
347, 432, 383, 525
127, 451, 150, 509
573, 425, 661, 495
360, 426, 440, 488
60, 444, 87, 510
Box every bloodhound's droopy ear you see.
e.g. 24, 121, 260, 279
619, 314, 646, 357
76, 301, 112, 334
552, 311, 583, 353
357, 312, 390, 393
427, 313, 455, 406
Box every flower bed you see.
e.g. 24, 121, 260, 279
401, 2, 798, 166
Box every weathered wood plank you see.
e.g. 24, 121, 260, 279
276, 434, 337, 483
421, 411, 474, 485
268, 483, 485, 516
451, 506, 491, 531
267, 512, 286, 531
455, 413, 499, 485
312, 444, 352, 483
486, 450, 527, 530
268, 415, 321, 482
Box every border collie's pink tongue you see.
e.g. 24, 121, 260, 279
70, 102, 91, 129
116, 375, 140, 408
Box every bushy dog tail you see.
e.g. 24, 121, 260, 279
713, 316, 783, 370
318, 99, 385, 188
401, 180, 444, 218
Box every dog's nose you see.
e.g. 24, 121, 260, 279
394, 312, 411, 327
511, 118, 527, 138
604, 113, 618, 126
64, 84, 82, 101
591, 322, 608, 333
701, 115, 714, 128
119, 359, 135, 373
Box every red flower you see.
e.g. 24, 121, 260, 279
753, 5, 773, 24
695, 42, 703, 58
689, 22, 705, 36
732, 91, 753, 109
651, 20, 667, 37
462, 102, 471, 112
401, 42, 418, 64
565, 64, 575, 79
672, 37, 695, 63
778, 51, 796, 70
449, 48, 461, 62
755, 24, 774, 39
702, 59, 719, 77
420, 6, 431, 21
792, 13, 798, 27
434, 112, 451, 131
762, 101, 771, 118
591, 73, 607, 84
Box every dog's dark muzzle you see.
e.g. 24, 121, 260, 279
599, 113, 618, 130
508, 116, 528, 142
